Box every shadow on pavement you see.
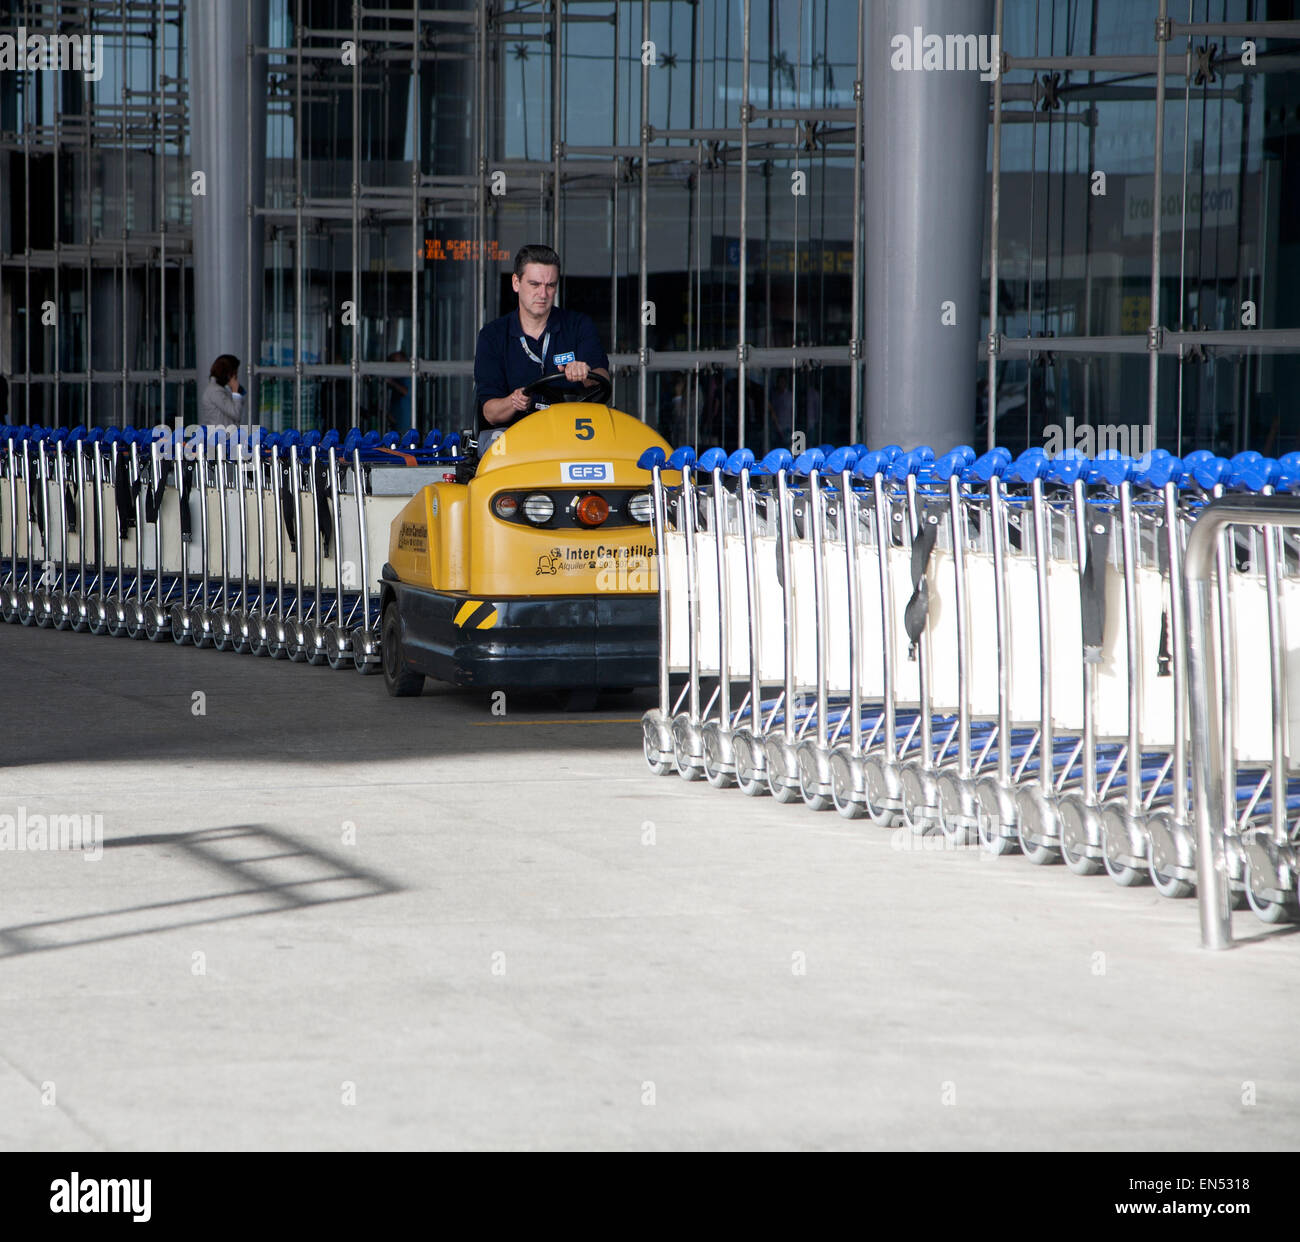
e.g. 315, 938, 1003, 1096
0, 824, 402, 957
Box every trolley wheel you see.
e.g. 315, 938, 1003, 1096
381, 603, 425, 697
1103, 853, 1149, 887
248, 623, 269, 657
1015, 791, 1061, 865
977, 788, 1020, 853
1244, 883, 1300, 925
187, 606, 211, 648
264, 620, 288, 660
674, 736, 704, 781
643, 724, 674, 776
1148, 861, 1195, 899
703, 755, 734, 788
352, 628, 379, 674
832, 778, 866, 819
305, 622, 328, 666
797, 749, 832, 812
1061, 837, 1104, 877
0, 594, 15, 624
324, 625, 348, 669
124, 605, 145, 640
981, 831, 1018, 857
209, 611, 230, 650
1017, 816, 1061, 865
353, 642, 378, 674
701, 729, 735, 789
763, 741, 800, 802
1020, 839, 1061, 866
731, 734, 767, 797
53, 595, 73, 630
170, 604, 191, 645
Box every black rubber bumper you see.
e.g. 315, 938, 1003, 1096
391, 579, 658, 689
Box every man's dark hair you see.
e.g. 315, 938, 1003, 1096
210, 354, 240, 385
514, 244, 561, 278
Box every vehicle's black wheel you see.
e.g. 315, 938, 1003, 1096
382, 602, 424, 697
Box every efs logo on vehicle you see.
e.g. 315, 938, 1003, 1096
561, 461, 613, 484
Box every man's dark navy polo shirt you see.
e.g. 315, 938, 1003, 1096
473, 306, 608, 430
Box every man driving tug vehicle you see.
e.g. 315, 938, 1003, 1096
474, 243, 610, 442
378, 242, 670, 704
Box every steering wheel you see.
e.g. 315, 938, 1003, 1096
521, 370, 612, 407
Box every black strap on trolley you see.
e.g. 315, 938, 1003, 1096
314, 458, 333, 558
1156, 515, 1172, 677
903, 507, 942, 660
178, 459, 194, 543
27, 460, 46, 540
1079, 506, 1109, 662
63, 469, 78, 535
114, 452, 138, 535
279, 460, 298, 553
1156, 607, 1172, 677
144, 458, 172, 524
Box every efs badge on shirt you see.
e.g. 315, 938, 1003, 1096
553, 351, 576, 366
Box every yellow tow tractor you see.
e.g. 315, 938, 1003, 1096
379, 373, 671, 706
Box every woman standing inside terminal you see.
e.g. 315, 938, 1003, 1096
200, 354, 245, 427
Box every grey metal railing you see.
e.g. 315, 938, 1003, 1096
1186, 494, 1300, 949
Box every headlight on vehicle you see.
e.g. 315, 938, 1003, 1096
626, 491, 653, 524
494, 494, 519, 519
575, 494, 610, 527
522, 492, 555, 524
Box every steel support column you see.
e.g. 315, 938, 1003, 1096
865, 0, 995, 452
190, 0, 267, 421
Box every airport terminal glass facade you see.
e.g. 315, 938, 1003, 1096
1, 0, 1299, 455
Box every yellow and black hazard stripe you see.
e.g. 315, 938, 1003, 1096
453, 599, 499, 630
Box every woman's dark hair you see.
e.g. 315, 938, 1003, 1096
210, 354, 240, 385
514, 244, 561, 278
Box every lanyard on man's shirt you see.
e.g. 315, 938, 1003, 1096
519, 331, 550, 370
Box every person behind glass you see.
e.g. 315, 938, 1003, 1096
386, 350, 412, 432
200, 354, 245, 427
473, 244, 609, 445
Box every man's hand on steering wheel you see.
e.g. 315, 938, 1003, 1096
520, 369, 613, 407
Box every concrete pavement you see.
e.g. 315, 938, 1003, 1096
1, 621, 1296, 1151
